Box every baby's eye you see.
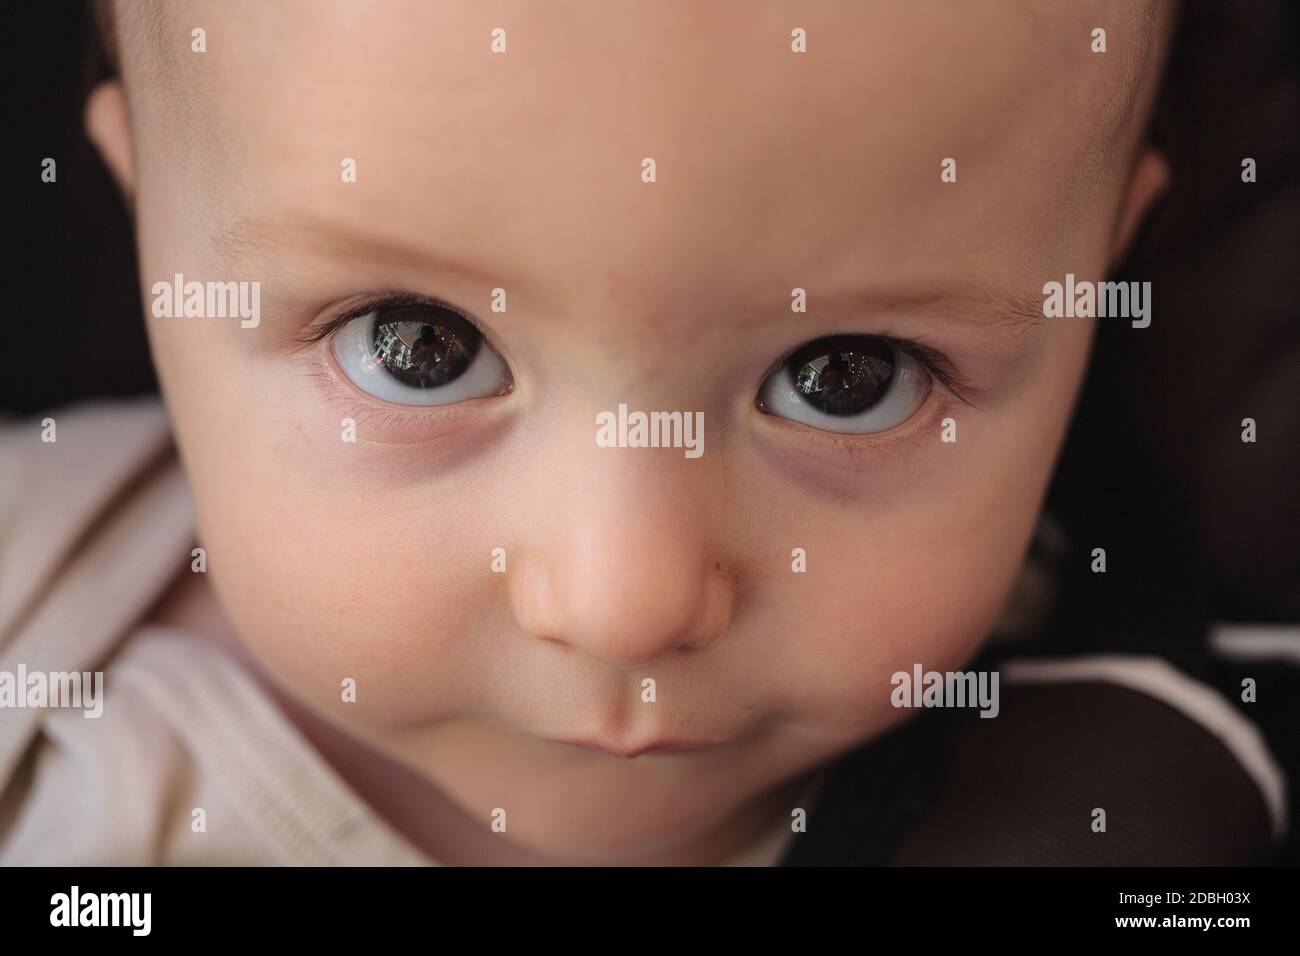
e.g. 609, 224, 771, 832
756, 334, 931, 434
331, 301, 512, 406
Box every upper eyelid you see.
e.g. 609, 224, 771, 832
895, 339, 975, 406
763, 333, 974, 406
293, 292, 479, 350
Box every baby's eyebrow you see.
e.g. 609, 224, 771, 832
211, 213, 1048, 345
800, 282, 1048, 348
209, 212, 507, 292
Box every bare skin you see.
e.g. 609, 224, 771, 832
93, 0, 1172, 865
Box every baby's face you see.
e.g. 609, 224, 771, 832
108, 0, 1164, 862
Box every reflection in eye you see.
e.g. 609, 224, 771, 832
331, 301, 512, 406
756, 335, 931, 434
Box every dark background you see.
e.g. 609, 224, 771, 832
4, 2, 154, 413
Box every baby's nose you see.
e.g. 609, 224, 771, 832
511, 448, 732, 669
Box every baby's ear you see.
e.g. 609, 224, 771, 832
1109, 146, 1169, 270
85, 80, 134, 202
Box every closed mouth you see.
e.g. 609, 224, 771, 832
554, 738, 712, 758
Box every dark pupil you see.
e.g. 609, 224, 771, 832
787, 336, 896, 415
371, 305, 481, 388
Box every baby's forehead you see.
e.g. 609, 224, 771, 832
122, 1, 1156, 299
124, 1, 1151, 166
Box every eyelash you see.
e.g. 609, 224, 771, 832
296, 292, 976, 408
294, 291, 479, 350
763, 335, 974, 407
887, 339, 972, 405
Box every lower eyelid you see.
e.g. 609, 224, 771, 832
296, 356, 501, 445
754, 385, 954, 467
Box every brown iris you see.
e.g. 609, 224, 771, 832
369, 304, 482, 388
784, 335, 897, 416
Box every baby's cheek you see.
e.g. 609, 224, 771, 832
786, 504, 1031, 737
196, 474, 493, 731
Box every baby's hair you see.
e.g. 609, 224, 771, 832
93, 0, 173, 85
91, 0, 130, 78
92, 0, 124, 76
1096, 1, 1177, 179
92, 0, 212, 152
